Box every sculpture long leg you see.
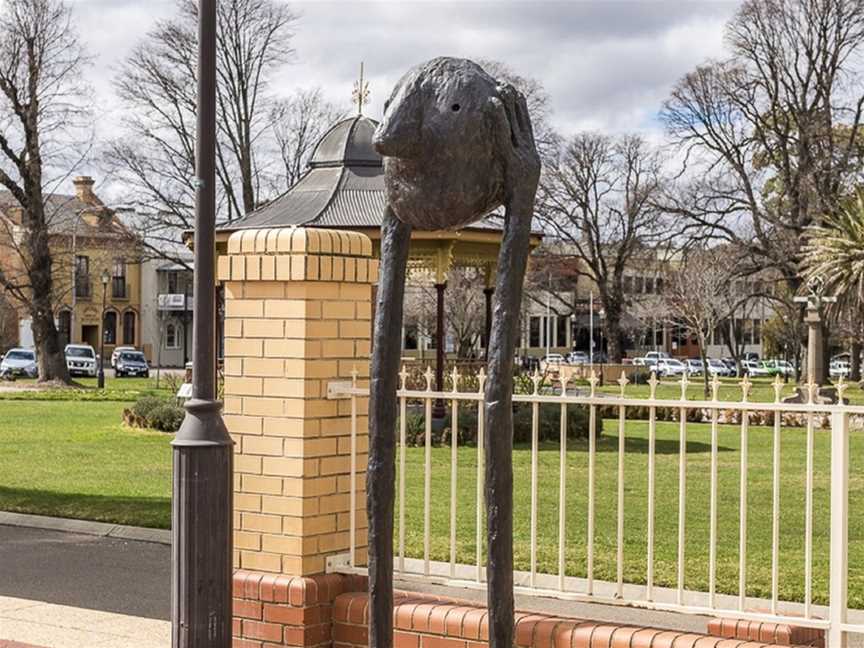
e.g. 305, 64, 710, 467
484, 193, 534, 648
368, 206, 412, 648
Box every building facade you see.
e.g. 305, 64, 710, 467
0, 177, 143, 361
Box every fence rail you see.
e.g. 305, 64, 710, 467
331, 369, 863, 646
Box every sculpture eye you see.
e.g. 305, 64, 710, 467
451, 103, 461, 112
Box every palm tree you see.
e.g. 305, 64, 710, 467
803, 193, 864, 379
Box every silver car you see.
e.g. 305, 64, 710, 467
0, 348, 37, 378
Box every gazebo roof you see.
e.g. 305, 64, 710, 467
218, 115, 504, 235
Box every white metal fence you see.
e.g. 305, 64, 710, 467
331, 369, 864, 646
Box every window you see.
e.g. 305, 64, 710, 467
75, 256, 90, 298
556, 316, 568, 348
529, 317, 541, 348
752, 318, 762, 345
165, 323, 180, 349
103, 311, 117, 345
123, 311, 136, 345
167, 271, 179, 295
58, 310, 71, 347
112, 258, 127, 298
403, 324, 418, 350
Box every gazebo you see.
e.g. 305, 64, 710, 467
216, 115, 541, 396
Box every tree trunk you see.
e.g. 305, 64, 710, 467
697, 332, 710, 398
603, 308, 625, 363
851, 339, 862, 383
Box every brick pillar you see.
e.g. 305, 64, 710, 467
217, 227, 376, 647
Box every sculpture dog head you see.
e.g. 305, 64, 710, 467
374, 57, 531, 231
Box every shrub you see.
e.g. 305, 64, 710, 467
132, 396, 165, 421
148, 402, 186, 432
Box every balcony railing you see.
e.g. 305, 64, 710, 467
331, 370, 863, 646
158, 293, 192, 311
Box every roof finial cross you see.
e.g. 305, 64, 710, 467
352, 62, 370, 116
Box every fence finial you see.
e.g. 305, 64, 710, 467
679, 371, 689, 401
739, 374, 752, 402
450, 365, 461, 393
399, 365, 408, 391
423, 366, 434, 392
771, 373, 784, 403
477, 367, 487, 394
837, 374, 848, 402
560, 374, 570, 397
617, 369, 629, 397
710, 373, 721, 402
806, 379, 818, 404
588, 369, 599, 397
531, 368, 542, 396
648, 371, 659, 400
350, 365, 359, 387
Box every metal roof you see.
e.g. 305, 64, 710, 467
221, 115, 506, 234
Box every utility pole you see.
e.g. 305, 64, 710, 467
171, 1, 233, 647
589, 291, 594, 366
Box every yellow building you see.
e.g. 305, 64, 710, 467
0, 177, 143, 361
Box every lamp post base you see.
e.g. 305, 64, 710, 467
171, 398, 233, 648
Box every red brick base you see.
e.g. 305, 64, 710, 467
707, 618, 824, 647
332, 592, 800, 648
233, 569, 816, 648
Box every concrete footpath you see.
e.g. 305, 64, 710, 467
0, 596, 169, 648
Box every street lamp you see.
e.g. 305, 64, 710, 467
98, 269, 110, 389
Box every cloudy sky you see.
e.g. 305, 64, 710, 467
72, 0, 739, 135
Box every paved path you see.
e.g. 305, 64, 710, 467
0, 525, 169, 620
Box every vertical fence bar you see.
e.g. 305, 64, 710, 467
828, 410, 849, 648
587, 373, 598, 596
646, 374, 658, 601
709, 400, 719, 608
805, 408, 814, 617
738, 386, 750, 611
677, 376, 688, 606
558, 396, 567, 591
771, 397, 782, 614
616, 372, 628, 599
476, 370, 486, 583
398, 386, 407, 573
423, 384, 432, 577
450, 397, 459, 579
349, 370, 357, 567
530, 397, 539, 588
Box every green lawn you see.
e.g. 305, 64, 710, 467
2, 375, 863, 607
396, 417, 864, 608
0, 378, 173, 527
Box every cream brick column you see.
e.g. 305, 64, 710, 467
217, 227, 376, 577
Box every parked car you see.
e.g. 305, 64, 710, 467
721, 358, 738, 374
706, 358, 732, 377
830, 359, 851, 378
115, 350, 150, 378
741, 360, 770, 377
644, 351, 670, 362
657, 358, 686, 376
111, 345, 137, 368
566, 351, 589, 365
0, 348, 37, 378
64, 344, 97, 377
761, 359, 794, 377
540, 353, 566, 372
684, 358, 704, 375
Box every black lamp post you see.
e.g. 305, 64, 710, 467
171, 1, 233, 646
98, 269, 109, 389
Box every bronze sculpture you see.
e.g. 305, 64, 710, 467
368, 57, 540, 648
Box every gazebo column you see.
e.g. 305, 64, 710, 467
483, 265, 496, 360
433, 244, 453, 419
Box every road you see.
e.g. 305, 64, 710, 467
0, 525, 169, 620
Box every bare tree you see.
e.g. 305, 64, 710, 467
106, 0, 297, 265
537, 132, 668, 362
271, 88, 348, 190
0, 0, 91, 382
662, 0, 864, 300
663, 248, 731, 396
